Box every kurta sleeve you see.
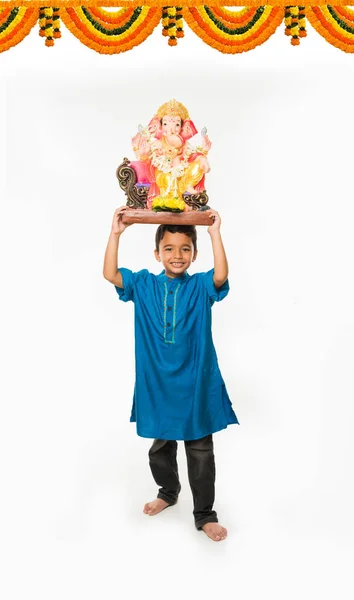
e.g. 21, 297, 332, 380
114, 268, 149, 302
200, 268, 230, 305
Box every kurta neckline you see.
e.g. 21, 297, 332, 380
158, 270, 190, 284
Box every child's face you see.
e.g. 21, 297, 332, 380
154, 232, 197, 278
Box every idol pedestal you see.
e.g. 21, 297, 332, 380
117, 158, 211, 226
121, 209, 212, 226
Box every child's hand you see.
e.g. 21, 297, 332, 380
111, 206, 132, 235
207, 209, 221, 234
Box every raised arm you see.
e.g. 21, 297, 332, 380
207, 209, 229, 289
103, 206, 132, 288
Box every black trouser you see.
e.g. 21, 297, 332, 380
148, 434, 218, 530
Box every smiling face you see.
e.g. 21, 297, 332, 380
154, 231, 197, 278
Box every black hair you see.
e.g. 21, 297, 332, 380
155, 224, 197, 253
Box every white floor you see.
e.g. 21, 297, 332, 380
2, 423, 353, 600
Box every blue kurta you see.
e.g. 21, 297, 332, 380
115, 268, 239, 441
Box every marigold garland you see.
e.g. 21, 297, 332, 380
307, 6, 354, 53
284, 5, 300, 45
60, 6, 161, 53
38, 6, 55, 45
1, 4, 354, 53
0, 1, 353, 7
0, 6, 37, 52
211, 6, 259, 26
184, 6, 283, 53
38, 6, 45, 36
161, 5, 168, 36
284, 6, 290, 34
53, 6, 61, 38
87, 7, 134, 25
335, 6, 354, 23
298, 5, 306, 37
162, 5, 180, 45
176, 6, 184, 39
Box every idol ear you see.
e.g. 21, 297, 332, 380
181, 119, 198, 141
148, 116, 162, 139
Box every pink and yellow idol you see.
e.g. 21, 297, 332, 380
131, 99, 211, 211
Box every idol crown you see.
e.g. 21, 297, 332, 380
156, 99, 189, 121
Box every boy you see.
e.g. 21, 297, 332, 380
103, 205, 239, 542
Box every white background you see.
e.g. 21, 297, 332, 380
1, 13, 354, 600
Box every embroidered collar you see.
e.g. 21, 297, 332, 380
158, 270, 189, 284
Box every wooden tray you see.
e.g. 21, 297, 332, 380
122, 210, 212, 226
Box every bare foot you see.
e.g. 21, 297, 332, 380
143, 498, 169, 516
202, 523, 228, 542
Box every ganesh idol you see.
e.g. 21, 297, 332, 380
130, 99, 211, 211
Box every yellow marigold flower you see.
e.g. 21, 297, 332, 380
152, 196, 185, 212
